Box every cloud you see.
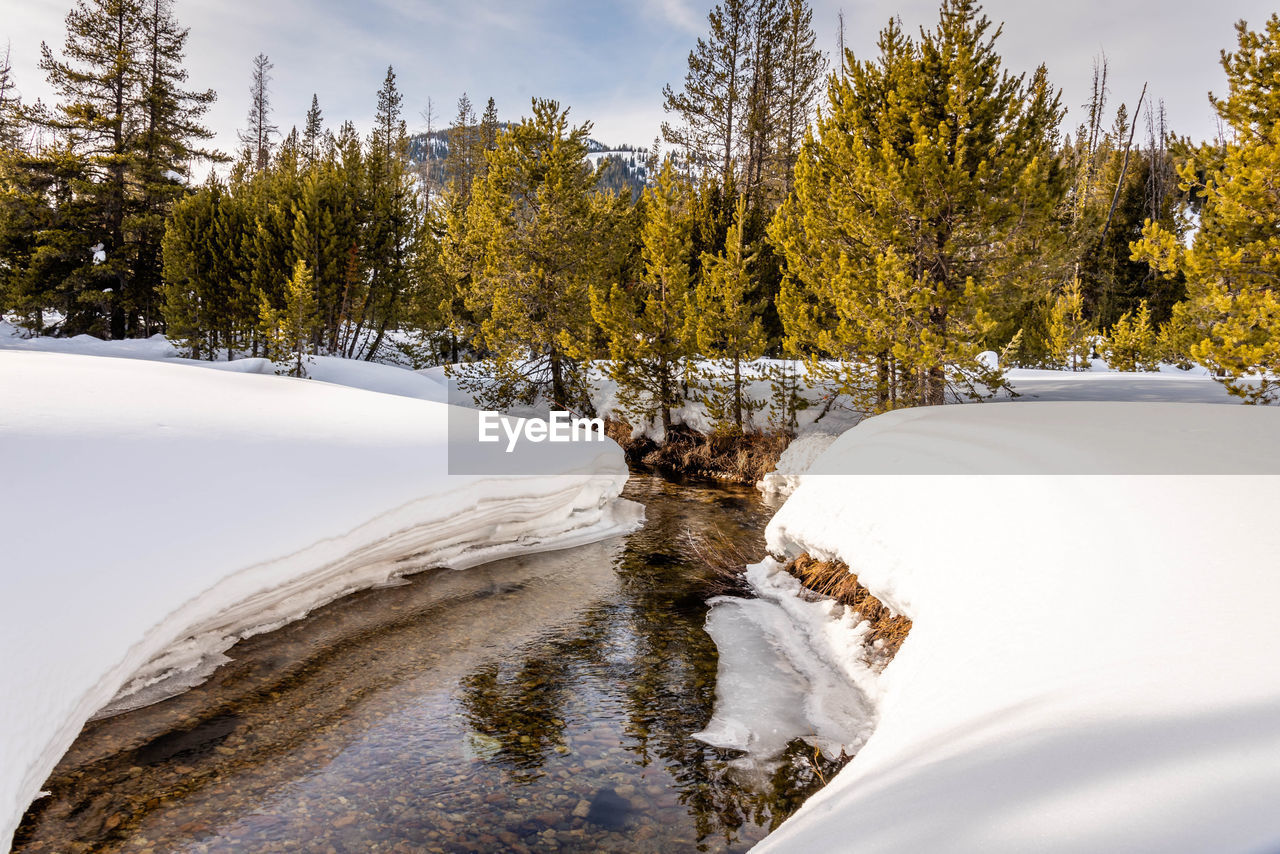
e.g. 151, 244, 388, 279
643, 0, 704, 34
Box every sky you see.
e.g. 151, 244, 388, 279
2, 0, 1275, 159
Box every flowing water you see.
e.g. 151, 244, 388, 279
14, 474, 842, 853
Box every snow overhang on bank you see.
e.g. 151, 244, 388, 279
759, 401, 1280, 854
0, 350, 640, 852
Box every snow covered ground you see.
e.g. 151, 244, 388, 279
0, 349, 639, 851
744, 392, 1280, 852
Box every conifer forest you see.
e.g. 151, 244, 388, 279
2, 0, 1280, 424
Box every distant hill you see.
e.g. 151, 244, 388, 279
408, 130, 649, 200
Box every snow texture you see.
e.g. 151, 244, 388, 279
0, 350, 640, 852
693, 560, 878, 771
756, 394, 1280, 853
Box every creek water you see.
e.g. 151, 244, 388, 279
14, 474, 841, 853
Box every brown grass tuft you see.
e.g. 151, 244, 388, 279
603, 418, 791, 485
786, 553, 913, 663
643, 427, 791, 485
680, 529, 759, 598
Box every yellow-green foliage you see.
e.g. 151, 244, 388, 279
1046, 280, 1095, 371
696, 194, 766, 434
768, 1, 1065, 412
591, 160, 694, 432
458, 99, 620, 410
259, 259, 318, 377
1101, 300, 1161, 372
1132, 15, 1280, 401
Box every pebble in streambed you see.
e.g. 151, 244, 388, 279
584, 786, 631, 830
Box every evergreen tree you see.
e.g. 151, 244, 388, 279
1045, 279, 1094, 371
773, 0, 826, 197
770, 1, 1065, 411
444, 92, 480, 195
1133, 14, 1280, 402
662, 0, 755, 185
696, 194, 766, 433
302, 94, 323, 166
359, 66, 425, 361
437, 183, 482, 362
35, 0, 146, 337
0, 42, 20, 151
239, 52, 277, 171
458, 99, 608, 411
479, 96, 500, 153
1100, 300, 1160, 372
259, 258, 318, 376
130, 0, 218, 333
591, 160, 694, 433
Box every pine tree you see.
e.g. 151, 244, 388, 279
591, 159, 694, 433
445, 92, 479, 195
1133, 14, 1280, 402
302, 94, 323, 166
696, 194, 766, 433
239, 53, 277, 171
1101, 300, 1160, 372
360, 66, 423, 361
770, 1, 1065, 412
742, 0, 784, 208
479, 97, 500, 153
459, 99, 609, 411
259, 259, 318, 376
0, 42, 20, 151
773, 0, 826, 196
130, 0, 218, 334
35, 0, 146, 337
1046, 279, 1094, 371
662, 0, 755, 185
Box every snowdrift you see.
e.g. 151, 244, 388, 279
756, 401, 1280, 853
0, 350, 639, 851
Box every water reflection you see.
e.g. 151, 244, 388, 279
15, 475, 841, 853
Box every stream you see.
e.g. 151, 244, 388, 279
14, 474, 843, 853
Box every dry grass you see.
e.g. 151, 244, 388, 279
786, 553, 913, 662
647, 427, 791, 484
603, 418, 789, 485
679, 529, 760, 598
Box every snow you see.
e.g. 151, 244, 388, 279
0, 322, 448, 401
0, 350, 640, 851
693, 560, 878, 770
756, 364, 1250, 493
757, 432, 839, 498
753, 395, 1280, 853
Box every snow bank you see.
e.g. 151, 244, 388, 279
756, 366, 1246, 491
0, 351, 640, 851
756, 401, 1280, 853
693, 560, 879, 771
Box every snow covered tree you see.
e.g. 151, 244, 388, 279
591, 160, 694, 433
696, 194, 766, 433
770, 1, 1065, 412
1133, 14, 1280, 402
